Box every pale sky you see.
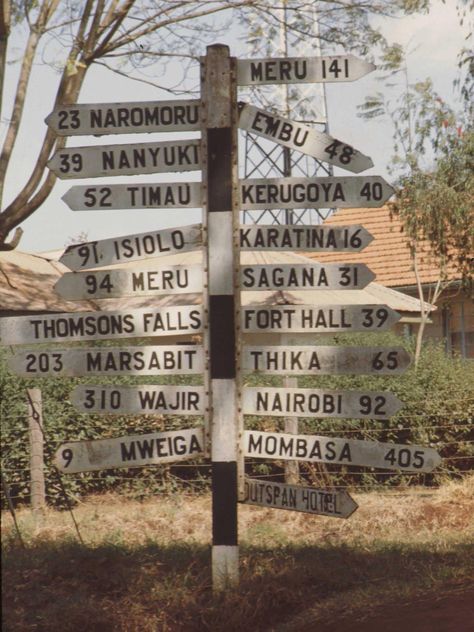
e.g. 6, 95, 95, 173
1, 0, 470, 253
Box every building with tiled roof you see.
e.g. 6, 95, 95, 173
306, 206, 473, 358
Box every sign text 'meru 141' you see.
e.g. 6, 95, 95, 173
45, 99, 201, 136
62, 181, 201, 211
243, 478, 358, 519
238, 102, 373, 174
55, 264, 203, 300
239, 224, 373, 251
7, 345, 203, 377
240, 176, 393, 209
241, 346, 412, 375
0, 306, 202, 345
237, 54, 375, 85
242, 305, 400, 333
244, 430, 441, 473
240, 263, 374, 291
48, 139, 201, 179
54, 428, 204, 474
59, 224, 202, 271
242, 386, 402, 420
71, 384, 206, 416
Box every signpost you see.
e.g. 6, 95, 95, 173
22, 44, 442, 593
239, 224, 373, 251
244, 430, 442, 472
54, 428, 204, 473
243, 478, 358, 518
240, 176, 394, 209
55, 264, 203, 300
242, 305, 401, 333
62, 181, 201, 211
45, 99, 201, 136
237, 54, 375, 85
7, 345, 204, 377
59, 224, 202, 270
242, 386, 403, 420
0, 306, 203, 345
71, 384, 205, 415
238, 103, 373, 173
48, 139, 201, 179
241, 346, 412, 375
240, 263, 375, 291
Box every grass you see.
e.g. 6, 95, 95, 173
2, 477, 474, 631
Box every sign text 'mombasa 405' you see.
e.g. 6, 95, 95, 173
245, 430, 442, 473
0, 306, 202, 345
54, 428, 204, 474
7, 345, 203, 377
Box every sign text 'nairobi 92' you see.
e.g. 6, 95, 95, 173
0, 307, 202, 345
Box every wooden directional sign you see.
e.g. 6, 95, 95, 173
237, 54, 375, 85
7, 345, 204, 377
55, 264, 203, 300
71, 384, 206, 416
242, 305, 400, 334
0, 306, 202, 345
242, 346, 412, 375
239, 224, 373, 252
54, 428, 204, 474
60, 224, 202, 271
240, 263, 374, 291
242, 386, 403, 420
240, 176, 393, 209
242, 478, 358, 519
244, 430, 442, 473
238, 103, 373, 173
48, 140, 201, 179
45, 99, 201, 136
62, 181, 201, 211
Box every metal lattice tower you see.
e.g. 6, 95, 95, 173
241, 2, 333, 225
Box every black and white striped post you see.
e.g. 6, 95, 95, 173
201, 44, 240, 590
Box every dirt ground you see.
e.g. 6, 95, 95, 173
278, 586, 474, 632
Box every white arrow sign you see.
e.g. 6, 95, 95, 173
240, 176, 393, 209
237, 55, 375, 85
242, 478, 358, 518
59, 224, 202, 271
242, 305, 400, 333
7, 345, 203, 377
238, 103, 373, 173
71, 384, 206, 416
0, 306, 203, 345
243, 387, 403, 419
55, 264, 203, 300
240, 263, 375, 291
239, 224, 373, 252
242, 346, 412, 375
48, 140, 201, 179
45, 99, 201, 136
244, 431, 441, 473
54, 428, 204, 473
62, 182, 201, 211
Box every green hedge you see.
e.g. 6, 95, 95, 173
1, 333, 473, 507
